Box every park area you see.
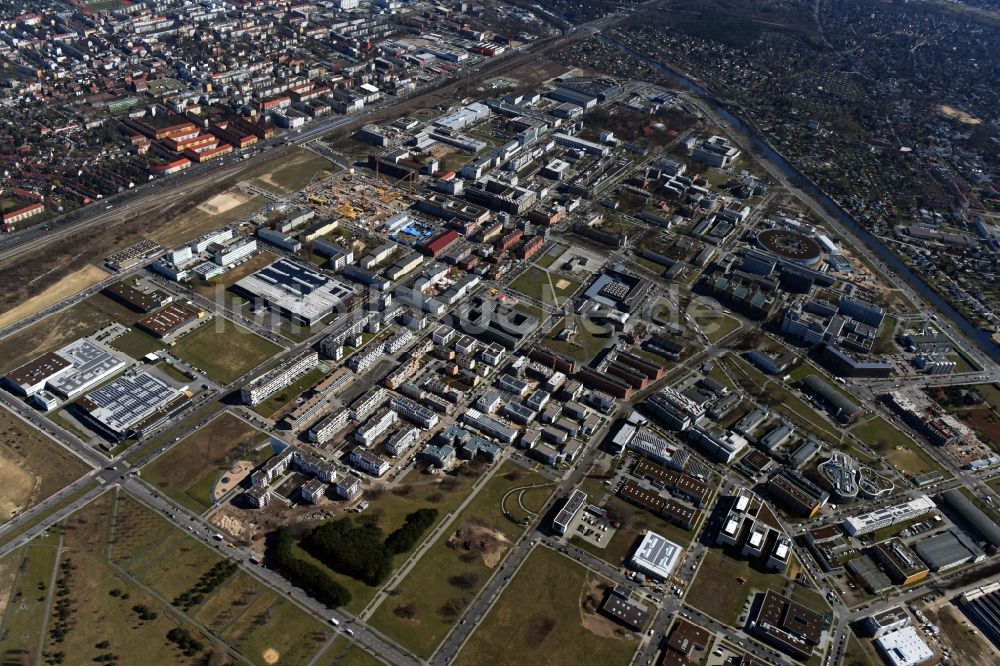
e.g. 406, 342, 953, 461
171, 318, 282, 384
283, 468, 480, 616
455, 546, 638, 666
849, 416, 945, 477
507, 267, 581, 308
14, 491, 336, 666
0, 406, 89, 522
368, 462, 555, 657
142, 413, 271, 513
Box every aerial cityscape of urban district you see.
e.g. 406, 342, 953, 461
0, 1, 999, 665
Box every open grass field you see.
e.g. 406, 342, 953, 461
507, 267, 581, 308
686, 547, 790, 626
143, 413, 269, 513
369, 463, 555, 657
0, 292, 145, 373
245, 149, 336, 194
110, 328, 165, 360
0, 407, 89, 523
171, 318, 281, 384
456, 546, 638, 666
149, 190, 266, 248
289, 468, 478, 616
0, 264, 109, 330
42, 493, 220, 665
0, 529, 62, 664
541, 316, 613, 364
693, 312, 742, 344
102, 490, 333, 665
849, 416, 945, 477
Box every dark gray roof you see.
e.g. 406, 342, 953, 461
800, 375, 861, 418
914, 528, 985, 570
942, 489, 1000, 547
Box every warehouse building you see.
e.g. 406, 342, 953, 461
914, 528, 985, 571
233, 258, 355, 326
873, 627, 933, 666
75, 370, 188, 441
941, 488, 1000, 547
960, 580, 1000, 651
27, 338, 129, 401
136, 302, 206, 342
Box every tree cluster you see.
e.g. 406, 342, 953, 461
166, 628, 204, 657
173, 561, 238, 611
384, 509, 439, 555
269, 528, 351, 608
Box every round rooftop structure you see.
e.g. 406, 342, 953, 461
756, 228, 822, 266
818, 453, 859, 502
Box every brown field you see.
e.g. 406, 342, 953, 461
960, 407, 1000, 448
0, 406, 90, 522
0, 264, 109, 330
150, 189, 265, 248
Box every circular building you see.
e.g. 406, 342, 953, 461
756, 228, 823, 266
857, 466, 894, 499
818, 452, 859, 502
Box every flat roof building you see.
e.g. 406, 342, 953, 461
629, 531, 682, 580
136, 302, 206, 342
843, 496, 935, 536
554, 488, 587, 535
748, 589, 824, 660
914, 528, 986, 571
234, 258, 355, 326
874, 627, 933, 666
599, 586, 650, 631
75, 370, 187, 441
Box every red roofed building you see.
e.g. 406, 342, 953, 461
515, 235, 544, 260
2, 202, 44, 231
420, 229, 460, 257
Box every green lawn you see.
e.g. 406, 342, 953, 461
369, 463, 555, 657
849, 416, 946, 477
40, 494, 216, 665
110, 328, 165, 360
103, 491, 333, 665
507, 267, 581, 308
317, 636, 384, 666
540, 316, 613, 364
686, 547, 790, 626
246, 148, 335, 194
536, 252, 559, 269
455, 546, 638, 666
142, 413, 269, 513
694, 312, 741, 344
0, 293, 143, 373
171, 317, 281, 385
